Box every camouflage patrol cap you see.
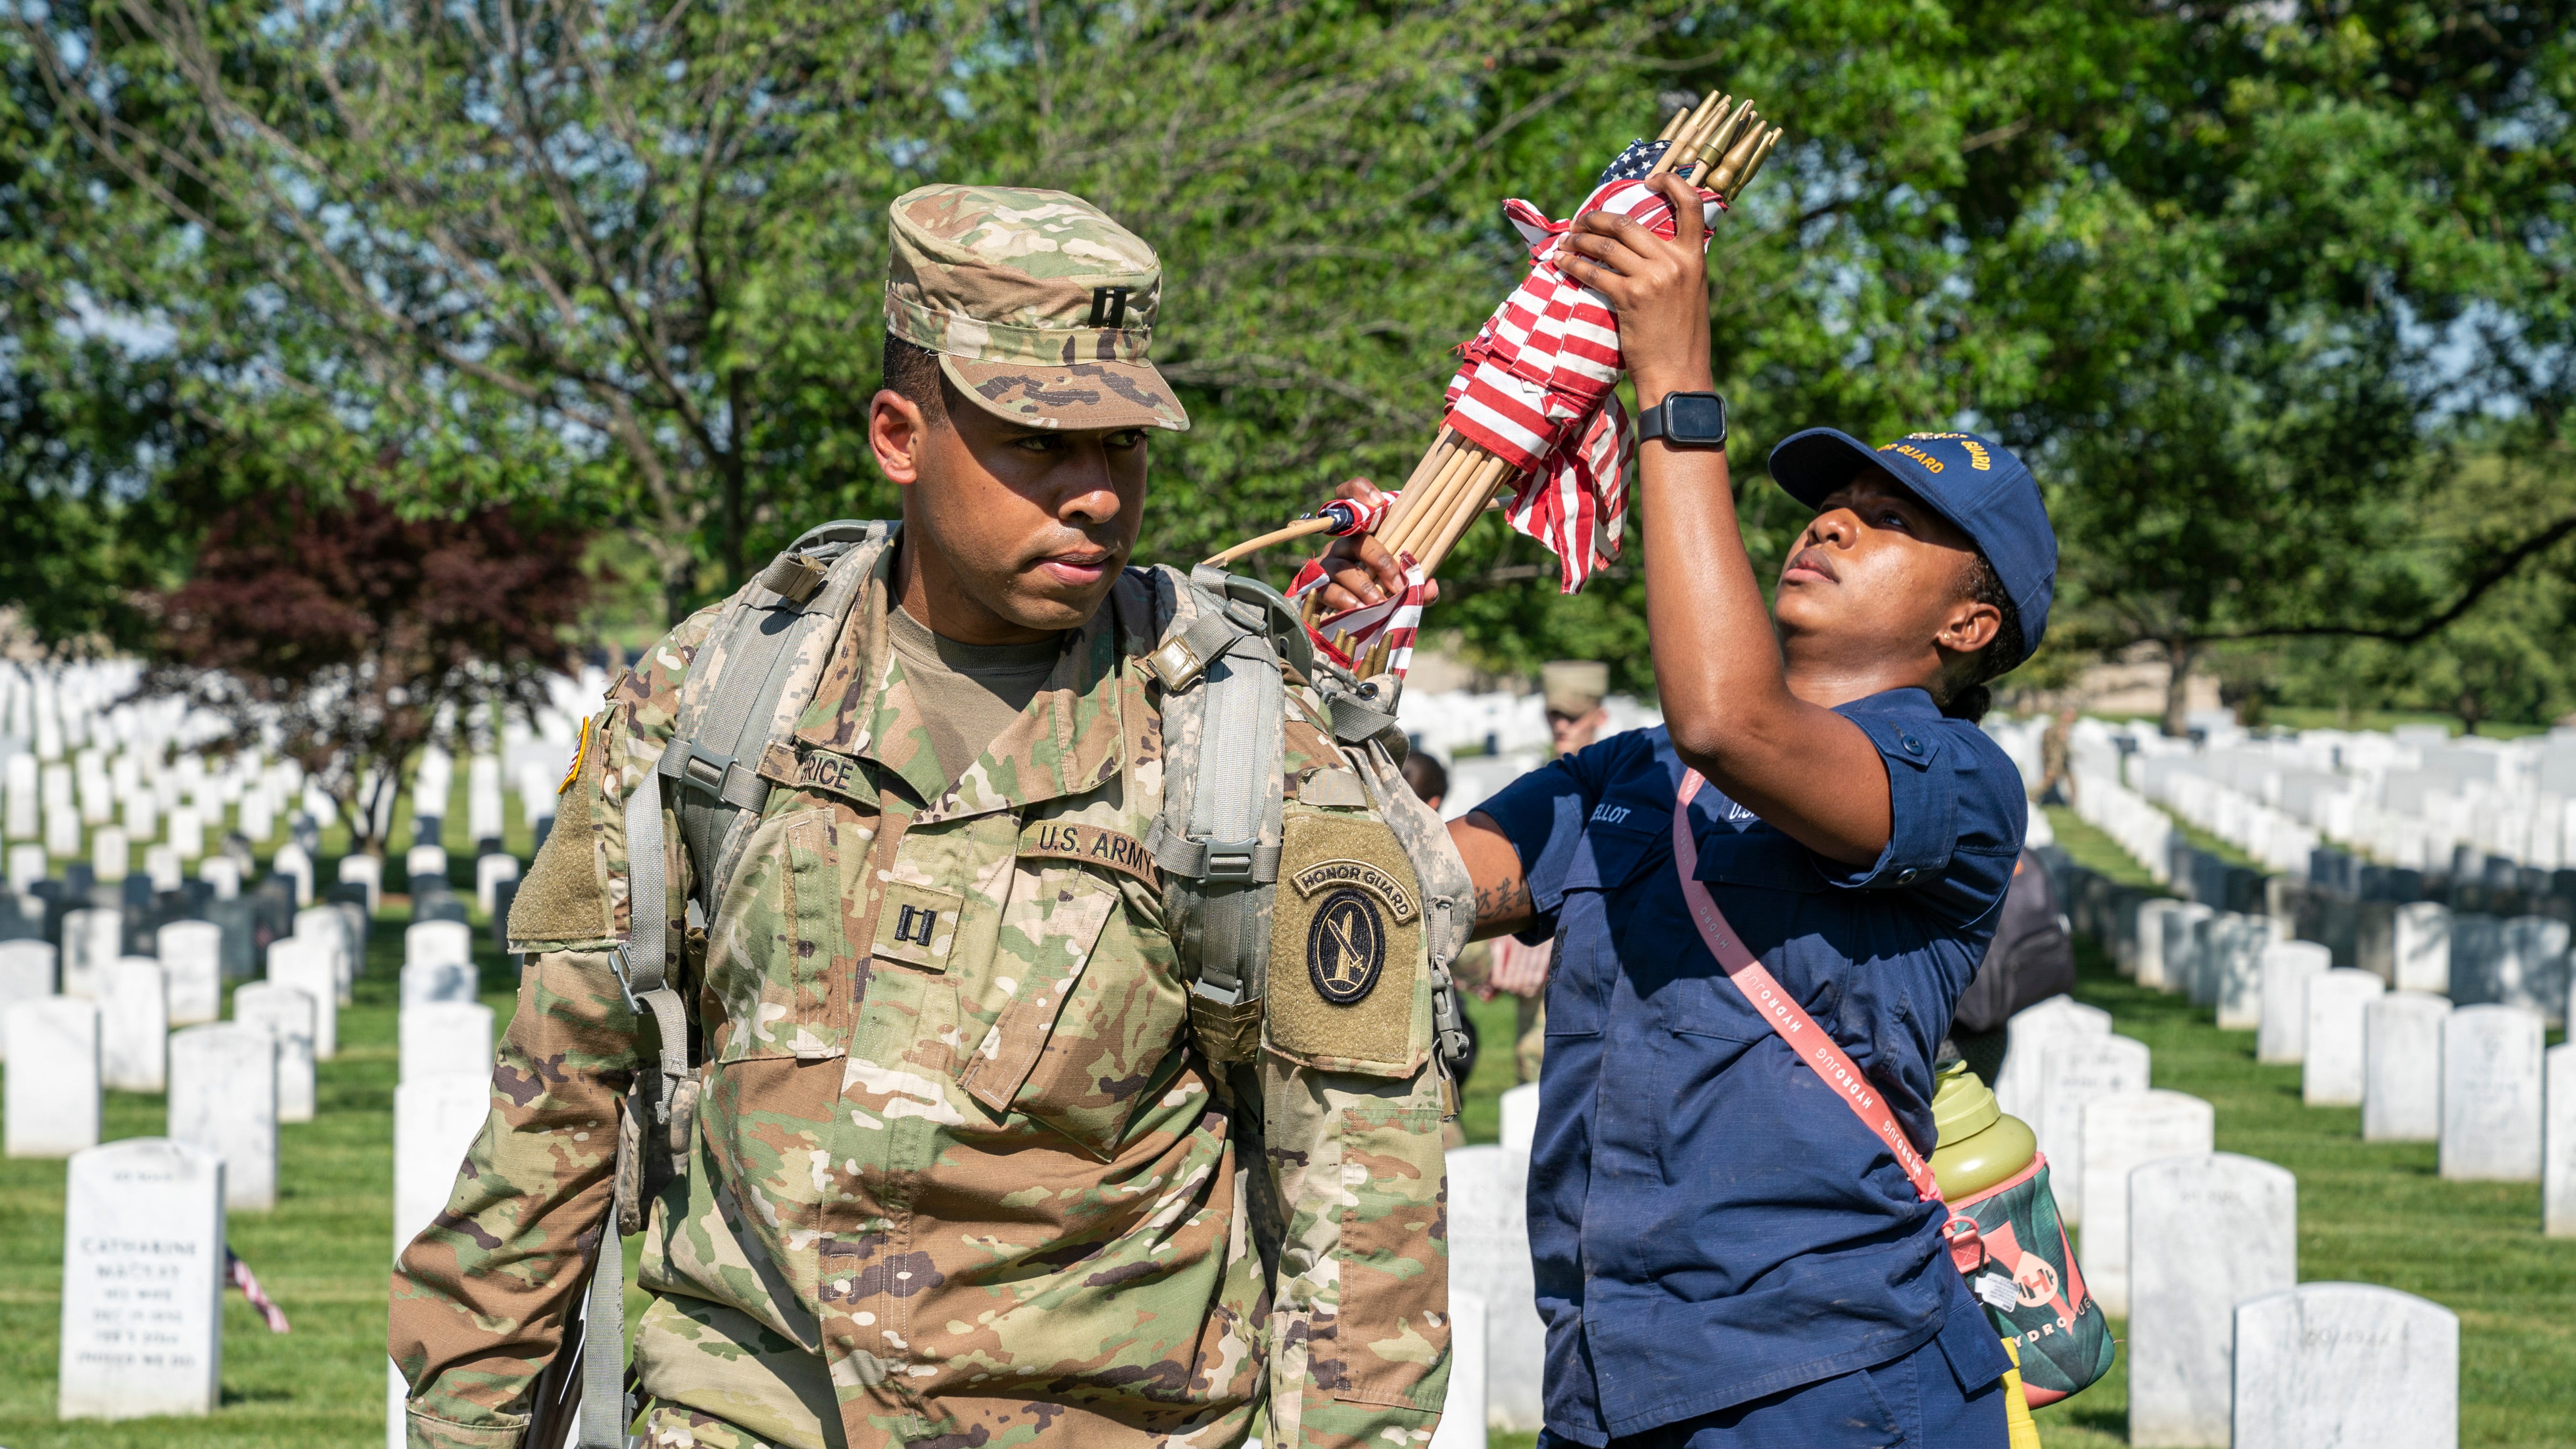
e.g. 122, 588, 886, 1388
886, 184, 1190, 433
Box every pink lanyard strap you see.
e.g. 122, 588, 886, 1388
1670, 769, 1988, 1272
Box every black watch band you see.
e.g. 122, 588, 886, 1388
1638, 390, 1729, 448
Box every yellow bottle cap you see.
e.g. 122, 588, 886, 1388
1930, 1059, 2001, 1147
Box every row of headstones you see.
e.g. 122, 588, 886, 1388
33, 910, 505, 1422
5, 916, 497, 1170
1443, 1057, 2463, 1449
2123, 895, 2576, 1219
2000, 995, 2463, 1446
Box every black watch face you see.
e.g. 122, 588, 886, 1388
1666, 393, 1727, 444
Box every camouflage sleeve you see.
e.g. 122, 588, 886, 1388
389, 611, 719, 1449
1258, 741, 1458, 1449
1257, 1059, 1452, 1449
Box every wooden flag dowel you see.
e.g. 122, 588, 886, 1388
1726, 128, 1783, 202
1685, 103, 1751, 182
1381, 439, 1486, 560
1706, 118, 1770, 196
1377, 447, 1464, 560
1201, 516, 1337, 569
1374, 431, 1457, 545
1655, 104, 1692, 142
1417, 456, 1517, 579
1650, 91, 1729, 176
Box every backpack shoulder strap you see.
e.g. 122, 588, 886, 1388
581, 520, 889, 1448
1143, 567, 1293, 1050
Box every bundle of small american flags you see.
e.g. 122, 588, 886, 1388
1245, 91, 1783, 679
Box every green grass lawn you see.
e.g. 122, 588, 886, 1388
5, 799, 2567, 1445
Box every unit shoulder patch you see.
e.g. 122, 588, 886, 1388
1017, 820, 1159, 889
1267, 811, 1423, 1074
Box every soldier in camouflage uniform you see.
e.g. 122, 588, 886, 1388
391, 186, 1460, 1449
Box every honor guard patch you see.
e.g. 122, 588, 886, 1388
1306, 889, 1388, 1004
1017, 819, 1159, 889
1268, 811, 1424, 1075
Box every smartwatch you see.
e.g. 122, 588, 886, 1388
1637, 390, 1729, 449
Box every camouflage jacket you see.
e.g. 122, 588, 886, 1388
391, 537, 1459, 1449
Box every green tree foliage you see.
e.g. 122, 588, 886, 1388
7, 0, 2574, 720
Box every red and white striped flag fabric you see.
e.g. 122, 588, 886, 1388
1288, 559, 1429, 677
1447, 178, 1721, 592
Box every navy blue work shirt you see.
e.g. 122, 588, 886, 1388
1476, 687, 2025, 1443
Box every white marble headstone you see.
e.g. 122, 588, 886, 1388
6, 996, 100, 1156
2256, 941, 2332, 1063
1429, 1292, 1489, 1449
2135, 899, 2184, 991
62, 906, 123, 999
0, 938, 56, 1055
2364, 991, 2450, 1143
476, 852, 521, 914
198, 855, 241, 901
2215, 917, 2270, 1030
2078, 1088, 2215, 1317
6, 840, 44, 892
405, 918, 475, 973
156, 920, 224, 1027
56, 1138, 224, 1420
143, 844, 183, 895
2447, 913, 2504, 1007
394, 1072, 493, 1257
2128, 1152, 2297, 1448
100, 956, 168, 1093
233, 981, 318, 1124
2497, 915, 2569, 1025
405, 843, 449, 885
265, 934, 341, 1060
2301, 969, 2385, 1107
1994, 995, 2114, 1125
168, 805, 204, 861
2546, 1043, 2576, 1240
401, 1001, 495, 1085
339, 852, 383, 913
293, 905, 354, 1007
92, 825, 129, 883
1497, 1082, 1539, 1157
46, 804, 81, 857
168, 1023, 279, 1211
2231, 1283, 2457, 1449
2038, 1033, 2151, 1226
1444, 1144, 1543, 1431
271, 841, 313, 906
2162, 902, 2214, 998
2392, 901, 2452, 994
2440, 1005, 2544, 1181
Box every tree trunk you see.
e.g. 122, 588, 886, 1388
2162, 638, 2196, 738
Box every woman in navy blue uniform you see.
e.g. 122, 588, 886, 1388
1319, 172, 2058, 1447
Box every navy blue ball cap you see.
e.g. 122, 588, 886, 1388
1767, 427, 2057, 666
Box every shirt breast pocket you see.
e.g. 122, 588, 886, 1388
953, 863, 1146, 1158
1547, 822, 1663, 1038
1671, 827, 1828, 1042
707, 806, 853, 1062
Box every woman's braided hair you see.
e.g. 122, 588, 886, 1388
1941, 552, 2025, 725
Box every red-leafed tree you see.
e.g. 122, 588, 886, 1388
153, 489, 591, 855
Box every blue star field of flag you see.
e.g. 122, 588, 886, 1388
1595, 139, 1669, 186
